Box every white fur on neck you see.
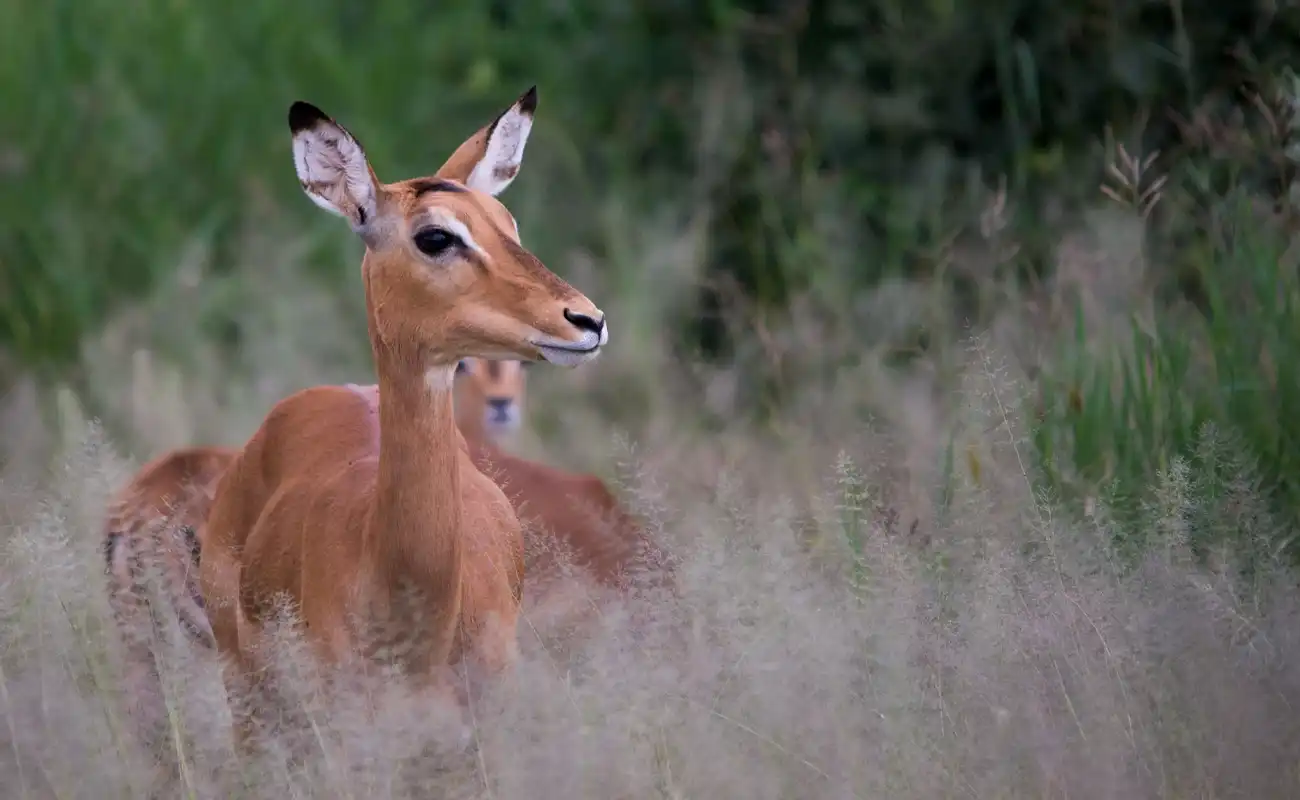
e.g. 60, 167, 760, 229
425, 366, 457, 393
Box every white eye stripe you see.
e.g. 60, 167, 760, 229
424, 210, 488, 261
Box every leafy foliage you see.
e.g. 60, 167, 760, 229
3, 0, 1298, 368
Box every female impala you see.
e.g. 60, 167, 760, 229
456, 357, 528, 438
102, 446, 234, 751
198, 87, 608, 738
454, 358, 671, 630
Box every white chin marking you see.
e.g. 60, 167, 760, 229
537, 345, 600, 368
485, 414, 521, 433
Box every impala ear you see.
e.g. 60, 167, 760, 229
435, 86, 537, 196
289, 101, 382, 232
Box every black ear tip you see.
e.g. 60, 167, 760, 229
518, 85, 538, 115
288, 101, 329, 133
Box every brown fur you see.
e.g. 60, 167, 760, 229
102, 446, 236, 749
454, 358, 672, 636
199, 88, 608, 745
459, 357, 527, 422
100, 359, 667, 750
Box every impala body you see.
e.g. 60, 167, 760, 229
454, 357, 669, 627
102, 446, 234, 751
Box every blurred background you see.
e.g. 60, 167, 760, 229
4, 4, 1300, 795
4, 0, 1300, 545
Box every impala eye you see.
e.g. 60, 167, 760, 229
413, 227, 461, 257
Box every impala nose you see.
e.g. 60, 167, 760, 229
484, 397, 519, 431
486, 397, 512, 422
563, 308, 605, 338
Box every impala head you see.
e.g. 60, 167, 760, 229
455, 357, 528, 437
289, 87, 607, 372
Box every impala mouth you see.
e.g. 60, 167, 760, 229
484, 415, 522, 435
532, 330, 604, 367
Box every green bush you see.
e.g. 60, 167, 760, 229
0, 1, 585, 367
4, 0, 1298, 370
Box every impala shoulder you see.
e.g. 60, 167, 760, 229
260, 384, 377, 431
269, 383, 364, 410
233, 385, 378, 482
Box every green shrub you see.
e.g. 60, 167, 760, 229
4, 0, 1298, 370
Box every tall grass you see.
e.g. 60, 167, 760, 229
4, 337, 1300, 798
1034, 188, 1300, 557
3, 206, 1300, 795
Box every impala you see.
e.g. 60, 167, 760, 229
100, 361, 662, 750
454, 357, 670, 634
102, 446, 234, 750
456, 357, 528, 438
198, 87, 607, 741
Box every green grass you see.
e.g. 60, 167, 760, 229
1033, 192, 1300, 561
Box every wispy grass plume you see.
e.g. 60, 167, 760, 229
3, 345, 1300, 798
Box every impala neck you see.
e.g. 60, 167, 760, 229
363, 277, 462, 592
452, 379, 494, 457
